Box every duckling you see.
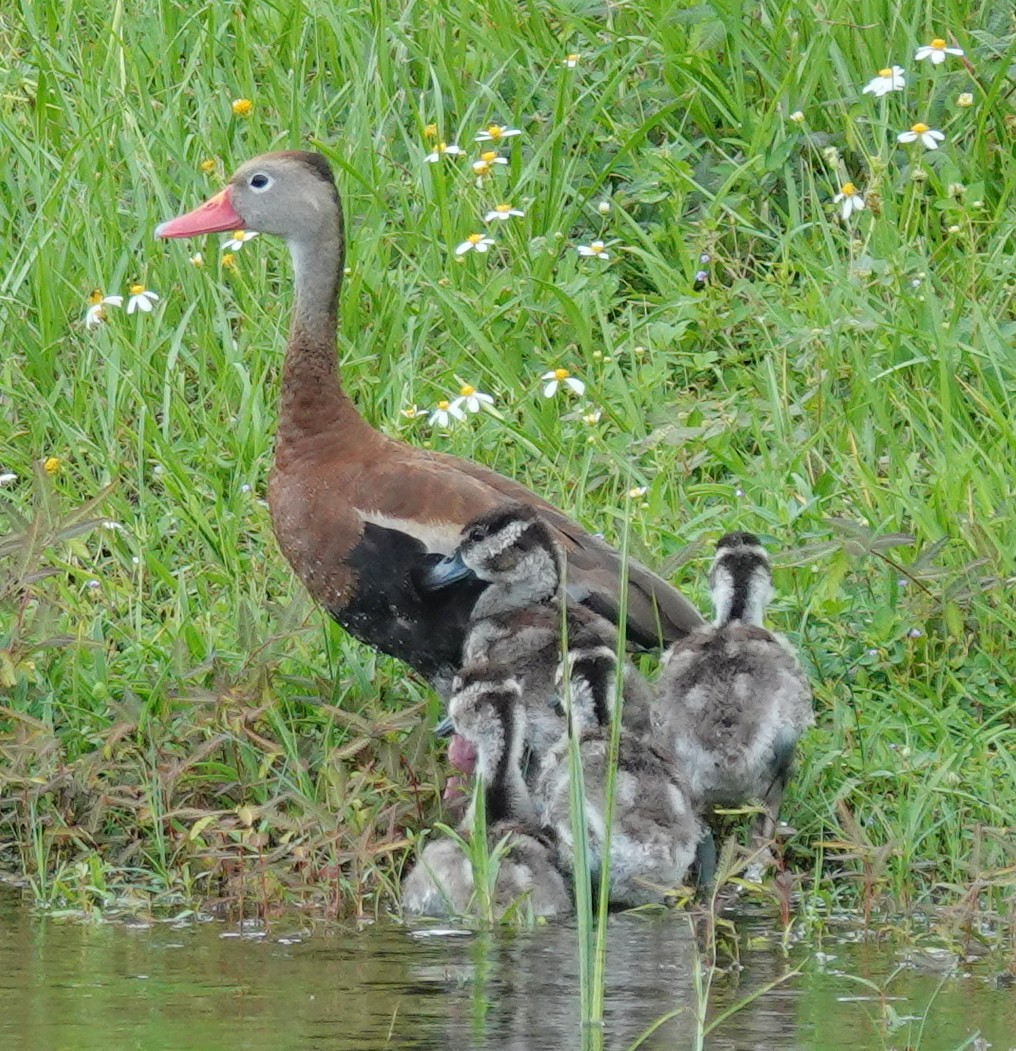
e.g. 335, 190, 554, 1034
422, 504, 653, 764
401, 672, 571, 920
654, 532, 814, 865
534, 667, 704, 907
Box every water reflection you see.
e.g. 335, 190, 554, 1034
0, 889, 1012, 1051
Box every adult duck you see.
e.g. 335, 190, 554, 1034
156, 151, 703, 693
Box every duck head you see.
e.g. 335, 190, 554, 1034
156, 151, 342, 244
422, 503, 561, 600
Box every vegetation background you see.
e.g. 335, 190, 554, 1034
0, 0, 1013, 924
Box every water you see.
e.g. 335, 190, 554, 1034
1, 889, 1011, 1050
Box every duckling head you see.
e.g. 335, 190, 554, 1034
708, 532, 773, 627
448, 669, 530, 822
440, 504, 563, 605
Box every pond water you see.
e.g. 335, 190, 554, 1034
0, 889, 1011, 1051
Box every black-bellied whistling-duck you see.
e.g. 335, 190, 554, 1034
156, 151, 703, 694
401, 672, 571, 919
654, 532, 813, 871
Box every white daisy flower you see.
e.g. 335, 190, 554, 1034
484, 203, 525, 222
897, 123, 945, 149
84, 290, 123, 329
455, 233, 496, 255
424, 142, 464, 163
472, 151, 509, 175
450, 384, 495, 414
862, 66, 906, 97
475, 124, 522, 143
222, 230, 258, 250
400, 405, 424, 420
0, 472, 17, 486
628, 486, 648, 499
833, 182, 865, 219
126, 284, 160, 314
576, 240, 610, 260
564, 53, 580, 68
429, 399, 465, 428
542, 368, 585, 398
189, 253, 204, 267
915, 38, 964, 65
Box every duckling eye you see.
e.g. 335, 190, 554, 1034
468, 527, 485, 543
249, 172, 272, 191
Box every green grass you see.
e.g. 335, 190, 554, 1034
1, 0, 1014, 929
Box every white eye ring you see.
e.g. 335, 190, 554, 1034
249, 172, 272, 191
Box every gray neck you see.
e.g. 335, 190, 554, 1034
478, 709, 532, 824
276, 225, 369, 457
286, 230, 343, 363
711, 561, 771, 627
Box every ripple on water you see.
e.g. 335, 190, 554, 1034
0, 891, 1013, 1051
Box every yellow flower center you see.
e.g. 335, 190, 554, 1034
222, 253, 235, 267
553, 368, 569, 381
473, 162, 491, 175
437, 400, 450, 410
43, 457, 60, 475
841, 182, 857, 196
911, 122, 929, 134
231, 98, 252, 116
129, 284, 145, 296
495, 204, 511, 213
566, 53, 579, 63
480, 150, 498, 162
878, 68, 892, 77
591, 242, 605, 254
459, 385, 475, 397
437, 141, 448, 152
88, 289, 103, 305
467, 234, 483, 245
423, 123, 438, 138
485, 125, 503, 139
232, 230, 245, 241
930, 38, 946, 50
199, 159, 216, 173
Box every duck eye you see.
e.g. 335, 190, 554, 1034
468, 528, 485, 543
249, 172, 272, 191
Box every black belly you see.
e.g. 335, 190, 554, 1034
329, 521, 486, 689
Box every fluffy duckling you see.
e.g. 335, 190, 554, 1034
535, 670, 704, 907
401, 672, 571, 920
422, 504, 653, 763
654, 532, 814, 861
